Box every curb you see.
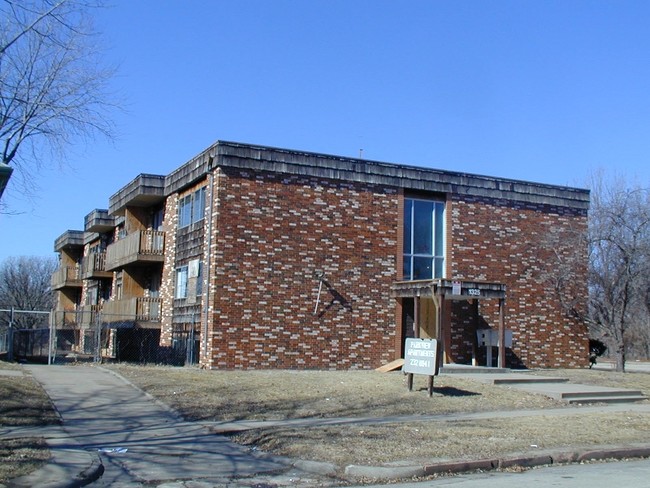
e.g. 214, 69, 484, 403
72, 452, 105, 488
7, 448, 104, 488
342, 445, 650, 482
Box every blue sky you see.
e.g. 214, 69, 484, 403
2, 0, 650, 259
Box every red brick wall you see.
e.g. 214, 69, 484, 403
196, 166, 587, 370
449, 195, 589, 368
207, 168, 400, 369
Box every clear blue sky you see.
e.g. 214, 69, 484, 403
2, 0, 650, 260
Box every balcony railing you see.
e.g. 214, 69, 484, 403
105, 230, 165, 270
101, 297, 162, 323
50, 309, 79, 327
80, 252, 112, 280
51, 266, 82, 290
78, 304, 102, 327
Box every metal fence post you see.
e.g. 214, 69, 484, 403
7, 307, 14, 362
188, 314, 195, 365
94, 310, 102, 363
48, 311, 55, 365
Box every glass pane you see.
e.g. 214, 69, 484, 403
179, 197, 191, 228
403, 256, 412, 280
434, 257, 444, 278
192, 188, 205, 224
434, 203, 444, 256
176, 267, 188, 298
413, 257, 433, 280
403, 199, 412, 254
413, 200, 433, 254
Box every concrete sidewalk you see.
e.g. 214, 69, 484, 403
6, 365, 315, 487
4, 365, 650, 487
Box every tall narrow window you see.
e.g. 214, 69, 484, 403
178, 195, 192, 228
403, 198, 445, 280
175, 266, 188, 299
192, 187, 206, 224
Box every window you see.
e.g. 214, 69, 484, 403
178, 187, 206, 229
175, 266, 188, 299
175, 260, 202, 299
403, 198, 445, 280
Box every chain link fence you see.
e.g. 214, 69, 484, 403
2, 308, 199, 366
0, 308, 51, 363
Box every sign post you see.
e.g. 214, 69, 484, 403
403, 338, 439, 397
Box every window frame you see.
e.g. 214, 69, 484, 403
175, 265, 189, 299
403, 197, 446, 281
178, 187, 206, 229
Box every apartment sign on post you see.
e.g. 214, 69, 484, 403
403, 338, 439, 376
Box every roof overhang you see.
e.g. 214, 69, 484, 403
391, 279, 506, 300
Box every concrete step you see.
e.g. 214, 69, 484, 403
440, 366, 510, 374
565, 394, 648, 404
514, 384, 648, 404
492, 377, 570, 385
561, 389, 645, 400
560, 389, 647, 404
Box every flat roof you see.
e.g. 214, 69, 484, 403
166, 140, 589, 210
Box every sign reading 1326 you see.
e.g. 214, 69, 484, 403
403, 338, 439, 376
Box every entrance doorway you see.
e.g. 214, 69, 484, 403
393, 279, 507, 368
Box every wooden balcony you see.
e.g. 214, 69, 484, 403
81, 252, 112, 280
101, 297, 162, 324
54, 230, 84, 252
84, 209, 115, 233
51, 266, 82, 290
105, 230, 165, 271
109, 174, 166, 216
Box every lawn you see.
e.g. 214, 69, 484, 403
0, 360, 59, 483
107, 364, 650, 469
3, 359, 649, 480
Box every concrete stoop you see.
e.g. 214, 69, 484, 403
472, 373, 647, 404
443, 368, 648, 404
557, 389, 647, 404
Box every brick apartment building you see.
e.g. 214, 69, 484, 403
51, 141, 590, 369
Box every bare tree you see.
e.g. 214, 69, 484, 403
587, 174, 650, 372
0, 0, 115, 195
0, 255, 57, 328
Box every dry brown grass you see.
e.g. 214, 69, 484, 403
0, 437, 50, 483
106, 364, 566, 421
0, 360, 59, 483
0, 370, 60, 427
2, 361, 648, 476
106, 364, 650, 468
232, 411, 650, 466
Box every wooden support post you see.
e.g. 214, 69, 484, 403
471, 299, 479, 366
439, 293, 446, 367
414, 295, 420, 339
498, 297, 505, 368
